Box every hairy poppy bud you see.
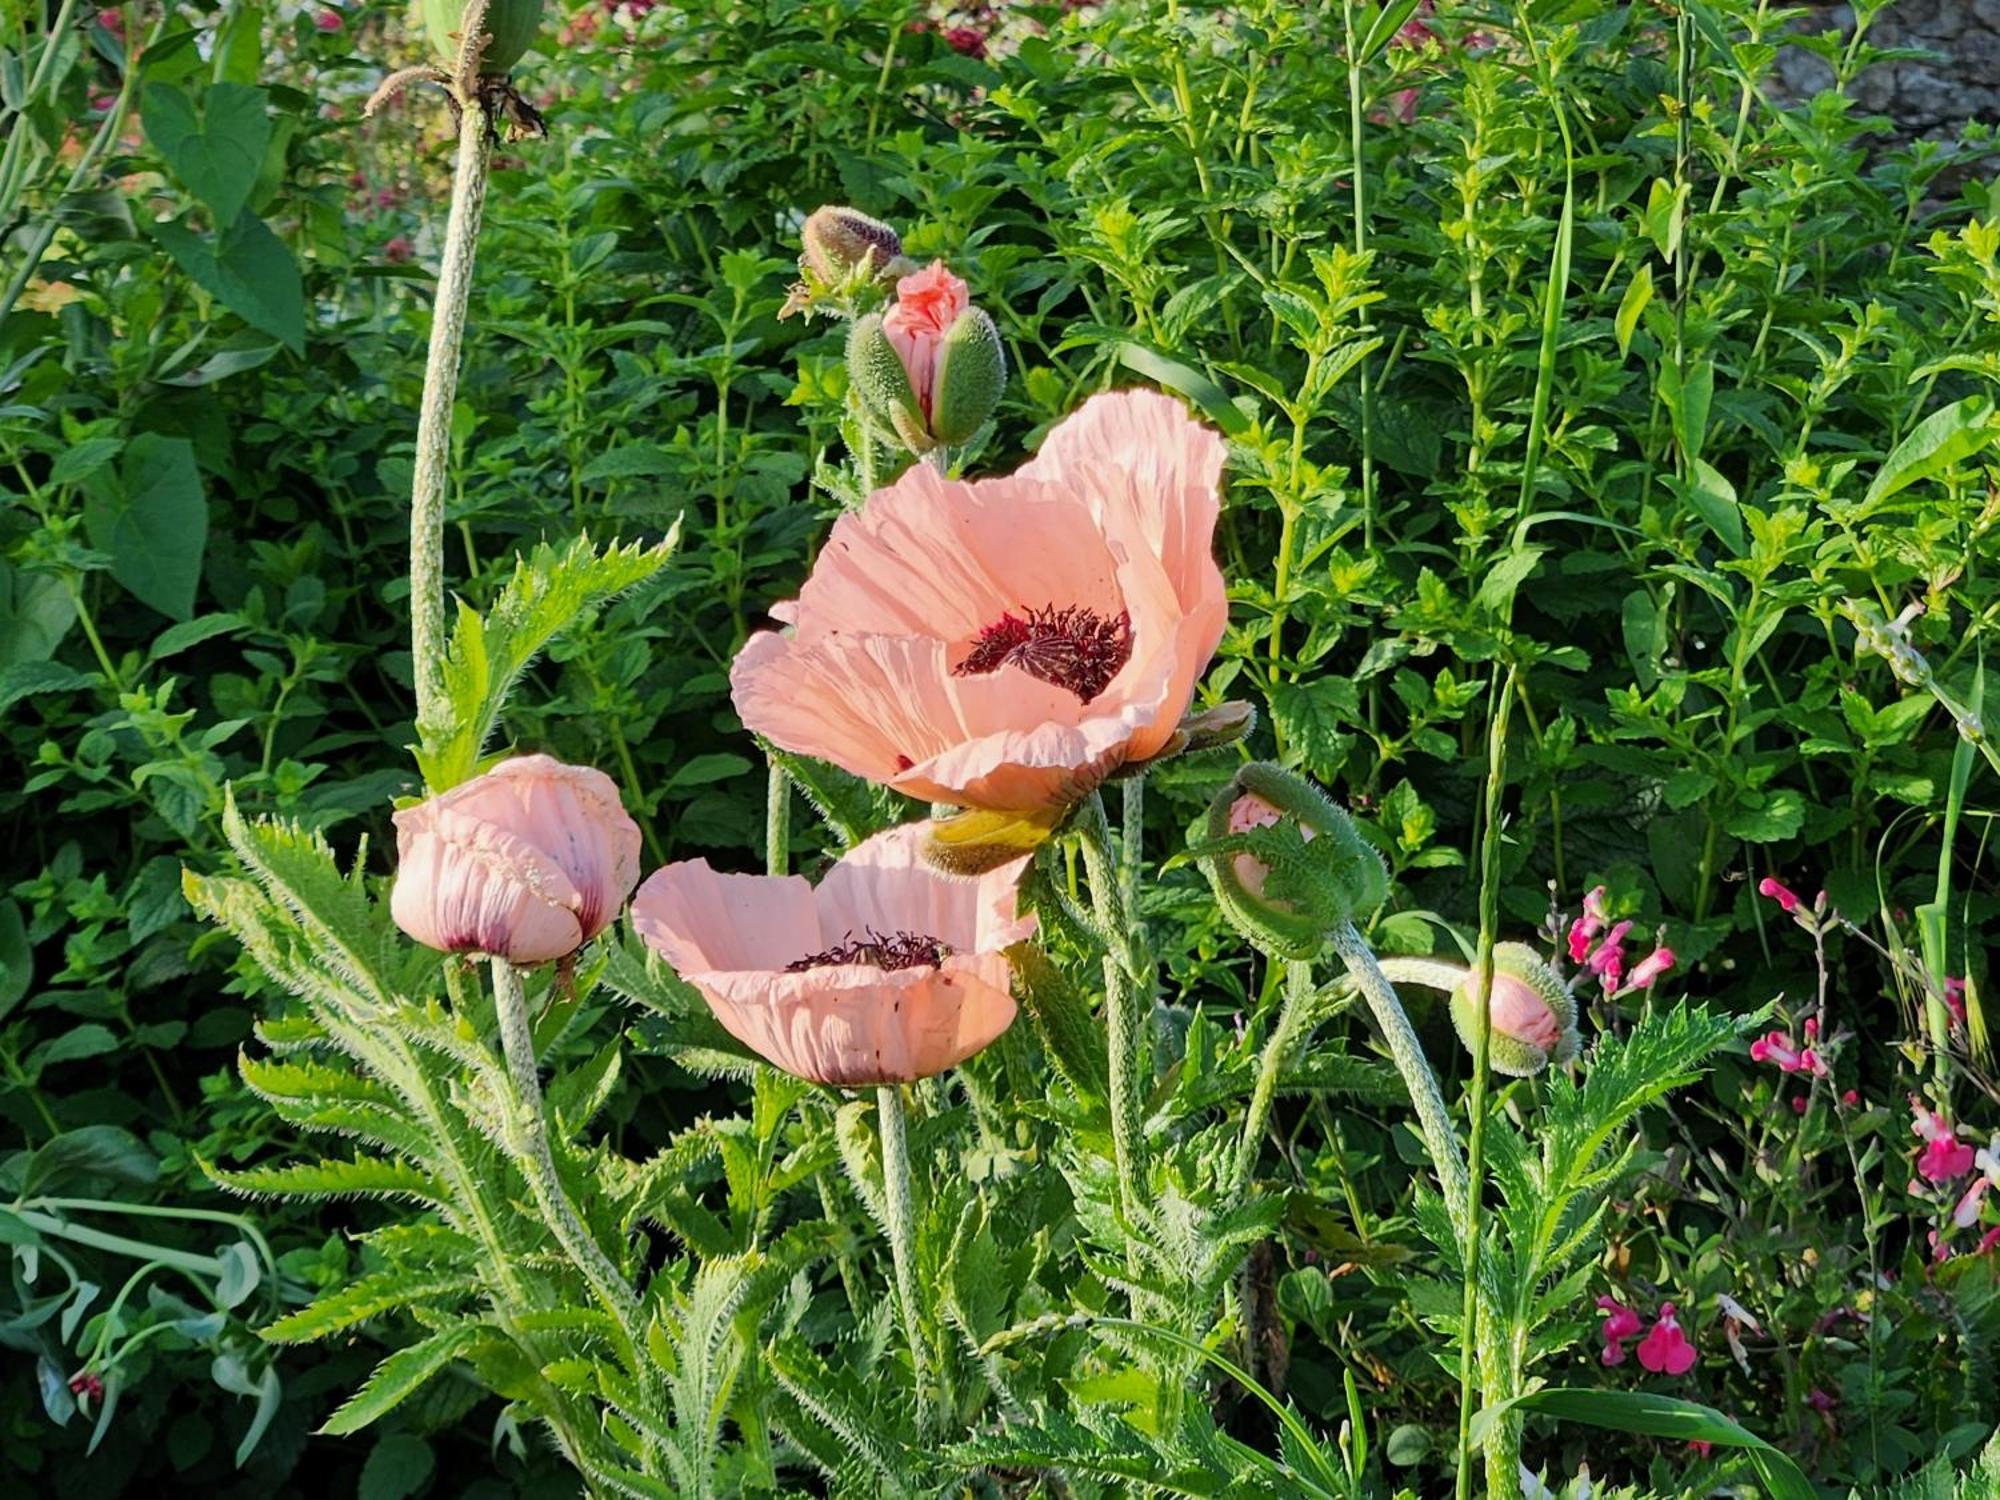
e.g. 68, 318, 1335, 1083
801, 205, 905, 285
1449, 942, 1581, 1077
849, 261, 1006, 453
391, 755, 640, 965
423, 0, 542, 74
1197, 763, 1387, 959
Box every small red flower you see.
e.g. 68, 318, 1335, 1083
314, 8, 343, 31
1758, 876, 1800, 913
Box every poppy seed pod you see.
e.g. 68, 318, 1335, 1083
1449, 942, 1582, 1077
1198, 763, 1387, 959
423, 0, 542, 74
800, 205, 905, 286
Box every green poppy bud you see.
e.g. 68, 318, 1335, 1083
423, 0, 542, 75
1448, 942, 1581, 1077
1198, 762, 1387, 959
800, 205, 905, 286
847, 311, 933, 453
927, 306, 1007, 446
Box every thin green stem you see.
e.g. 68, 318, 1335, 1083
1455, 666, 1517, 1500
490, 959, 643, 1368
765, 760, 791, 877
1341, 0, 1377, 553
1233, 958, 1316, 1201
410, 100, 496, 749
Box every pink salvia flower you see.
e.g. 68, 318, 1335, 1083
1566, 916, 1596, 963
391, 756, 642, 966
1585, 920, 1631, 976
1750, 1030, 1801, 1070
882, 261, 970, 423
1628, 946, 1675, 990
1915, 1120, 1976, 1185
732, 389, 1227, 813
1978, 1226, 2000, 1255
1636, 1303, 1698, 1376
1944, 976, 1967, 1027
314, 8, 343, 30
1597, 1295, 1642, 1364
1758, 876, 1801, 913
1583, 885, 1610, 923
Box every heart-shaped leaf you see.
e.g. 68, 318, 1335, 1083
140, 82, 270, 228
82, 433, 208, 620
153, 213, 304, 353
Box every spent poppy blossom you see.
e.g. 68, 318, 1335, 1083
631, 824, 1034, 1086
731, 388, 1226, 813
391, 755, 641, 966
1636, 1303, 1698, 1376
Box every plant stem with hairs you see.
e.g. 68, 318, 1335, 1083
1075, 791, 1151, 1227
877, 1083, 939, 1430
1233, 958, 1316, 1201
491, 960, 643, 1369
1455, 666, 1518, 1500
409, 99, 496, 741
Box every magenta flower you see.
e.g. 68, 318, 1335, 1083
1749, 1027, 1827, 1078
1758, 876, 1801, 913
1628, 946, 1676, 990
314, 7, 343, 30
1912, 1098, 1977, 1183
1944, 977, 1967, 1027
1636, 1303, 1698, 1376
1597, 1296, 1642, 1364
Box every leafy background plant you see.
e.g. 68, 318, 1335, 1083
2, 0, 1997, 1495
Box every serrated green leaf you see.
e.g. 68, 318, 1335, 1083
263, 1271, 475, 1344
319, 1324, 484, 1436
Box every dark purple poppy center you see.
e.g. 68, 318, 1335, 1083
785, 928, 951, 973
954, 603, 1133, 704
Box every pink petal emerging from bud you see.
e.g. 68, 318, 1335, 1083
391, 755, 642, 966
1225, 788, 1314, 902
882, 261, 970, 422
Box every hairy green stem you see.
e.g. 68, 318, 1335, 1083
1328, 923, 1467, 1235
877, 1084, 937, 1428
1233, 958, 1316, 1201
765, 760, 790, 877
1075, 792, 1150, 1225
410, 100, 496, 743
490, 960, 643, 1366
1456, 667, 1517, 1500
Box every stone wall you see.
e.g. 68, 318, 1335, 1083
1776, 0, 2000, 139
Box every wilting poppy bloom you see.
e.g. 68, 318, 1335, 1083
731, 388, 1227, 812
630, 824, 1034, 1086
391, 755, 642, 965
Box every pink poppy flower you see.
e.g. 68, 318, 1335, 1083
631, 825, 1034, 1086
1758, 876, 1800, 913
391, 755, 642, 966
731, 388, 1227, 812
1636, 1303, 1697, 1376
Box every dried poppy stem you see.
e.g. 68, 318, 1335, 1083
876, 1084, 938, 1428
491, 960, 643, 1364
409, 96, 496, 744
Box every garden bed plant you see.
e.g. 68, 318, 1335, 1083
3, 0, 1999, 1496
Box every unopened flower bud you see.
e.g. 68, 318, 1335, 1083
850, 261, 1006, 453
391, 755, 640, 965
1198, 763, 1387, 959
1450, 942, 1581, 1077
800, 205, 904, 285
423, 0, 543, 75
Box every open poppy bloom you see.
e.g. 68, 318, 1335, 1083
630, 825, 1034, 1086
730, 388, 1227, 813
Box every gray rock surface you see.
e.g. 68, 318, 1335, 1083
1777, 1, 2000, 137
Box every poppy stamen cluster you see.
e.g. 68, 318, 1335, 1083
785, 928, 952, 973
955, 604, 1134, 704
